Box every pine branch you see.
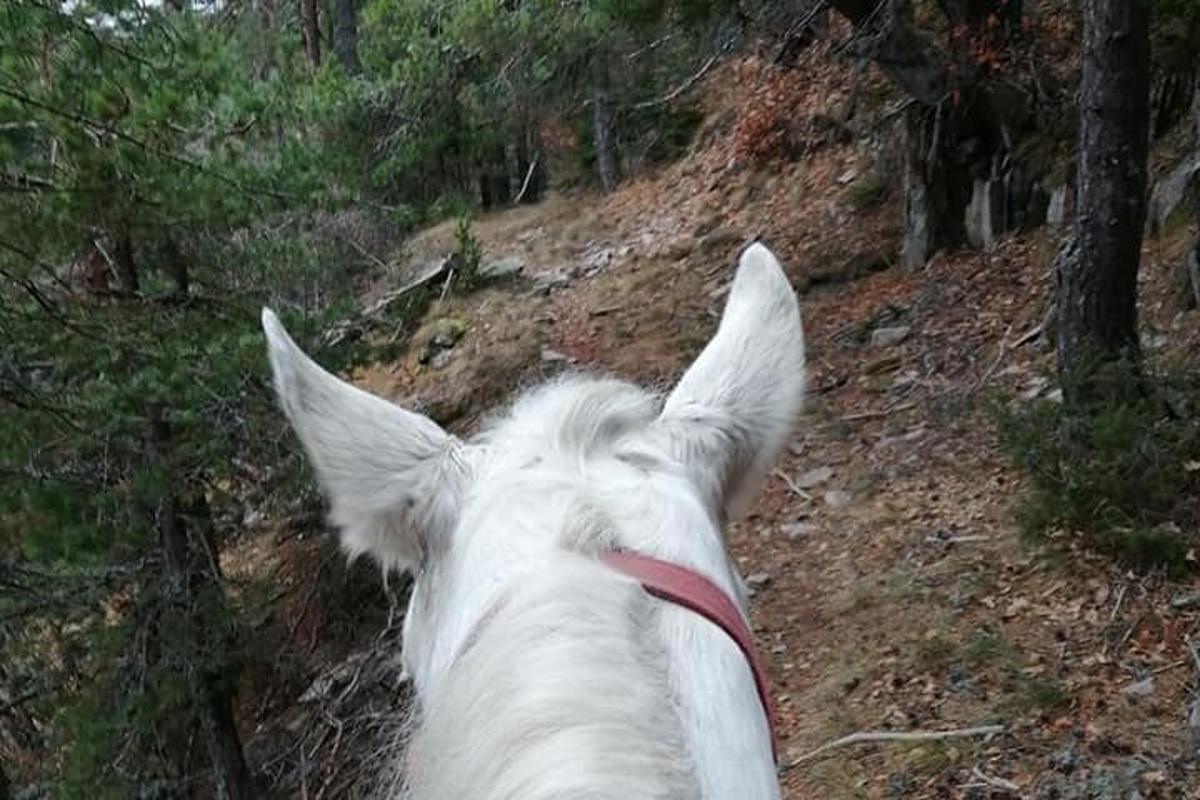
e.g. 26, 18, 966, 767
0, 83, 294, 203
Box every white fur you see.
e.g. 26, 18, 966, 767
262, 243, 806, 800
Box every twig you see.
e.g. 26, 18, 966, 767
338, 235, 390, 272
774, 468, 813, 502
633, 39, 734, 110
1151, 658, 1190, 676
842, 402, 916, 422
970, 766, 1020, 793
1013, 323, 1044, 348
789, 724, 1004, 766
970, 322, 1015, 394
1109, 584, 1127, 621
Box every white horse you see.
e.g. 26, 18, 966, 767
262, 243, 806, 800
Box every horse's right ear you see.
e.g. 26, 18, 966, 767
657, 244, 806, 520
262, 309, 471, 573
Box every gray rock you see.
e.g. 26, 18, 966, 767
780, 522, 818, 540
698, 228, 743, 253
795, 466, 834, 489
745, 572, 773, 595
532, 269, 570, 294
870, 325, 911, 347
824, 490, 853, 508
540, 347, 570, 364
1121, 676, 1155, 697
480, 255, 525, 279
1147, 154, 1200, 234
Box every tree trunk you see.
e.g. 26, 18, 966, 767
148, 410, 253, 800
113, 233, 138, 295
591, 68, 618, 194
1055, 0, 1150, 404
332, 0, 361, 74
515, 123, 544, 204
300, 0, 320, 69
164, 238, 188, 298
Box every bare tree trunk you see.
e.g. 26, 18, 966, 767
148, 410, 253, 800
164, 238, 188, 298
591, 57, 618, 194
1055, 0, 1150, 404
300, 0, 320, 70
113, 232, 139, 295
332, 0, 361, 74
515, 122, 544, 204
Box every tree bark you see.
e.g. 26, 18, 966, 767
332, 0, 361, 74
1055, 0, 1150, 404
148, 410, 252, 800
300, 0, 320, 70
113, 232, 139, 295
591, 65, 618, 194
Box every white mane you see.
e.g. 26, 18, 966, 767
263, 243, 806, 800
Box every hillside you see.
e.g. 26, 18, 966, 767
232, 47, 1200, 799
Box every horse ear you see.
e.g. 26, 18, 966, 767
261, 309, 470, 573
659, 243, 806, 520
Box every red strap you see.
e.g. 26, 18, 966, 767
599, 551, 778, 762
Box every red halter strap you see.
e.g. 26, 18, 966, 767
599, 550, 778, 762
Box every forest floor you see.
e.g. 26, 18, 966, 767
239, 54, 1200, 799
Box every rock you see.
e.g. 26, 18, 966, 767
1049, 743, 1080, 774
532, 269, 570, 294
698, 228, 743, 253
418, 317, 468, 365
745, 572, 773, 595
795, 466, 834, 489
780, 522, 817, 540
665, 238, 697, 261
1121, 676, 1155, 698
480, 255, 525, 279
692, 214, 721, 238
823, 490, 853, 508
1147, 154, 1200, 234
242, 508, 266, 529
870, 325, 911, 347
540, 347, 570, 364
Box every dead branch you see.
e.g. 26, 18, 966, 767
789, 724, 1005, 766
774, 468, 813, 501
969, 766, 1020, 792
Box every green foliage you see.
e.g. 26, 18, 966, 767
992, 358, 1200, 573
453, 213, 484, 291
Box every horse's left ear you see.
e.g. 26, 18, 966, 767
658, 243, 806, 520
262, 309, 470, 574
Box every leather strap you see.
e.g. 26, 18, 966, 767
600, 551, 778, 761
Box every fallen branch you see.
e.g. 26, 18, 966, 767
789, 724, 1004, 766
1012, 323, 1044, 348
773, 468, 813, 502
969, 766, 1020, 793
970, 322, 1015, 394
842, 401, 916, 422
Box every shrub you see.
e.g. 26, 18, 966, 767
992, 357, 1200, 573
